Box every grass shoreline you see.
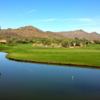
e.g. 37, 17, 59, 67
6, 54, 100, 68
0, 44, 100, 68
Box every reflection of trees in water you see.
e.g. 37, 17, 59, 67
0, 73, 2, 77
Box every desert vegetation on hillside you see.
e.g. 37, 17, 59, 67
0, 26, 100, 48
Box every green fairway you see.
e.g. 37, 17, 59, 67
0, 44, 100, 67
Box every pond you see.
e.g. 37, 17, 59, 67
0, 52, 100, 100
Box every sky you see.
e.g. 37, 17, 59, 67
0, 0, 100, 32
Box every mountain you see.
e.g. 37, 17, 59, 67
0, 26, 100, 41
0, 26, 62, 40
0, 26, 47, 38
55, 29, 100, 41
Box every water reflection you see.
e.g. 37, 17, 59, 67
0, 52, 100, 100
72, 75, 74, 80
0, 72, 2, 78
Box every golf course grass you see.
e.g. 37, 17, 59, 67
0, 44, 100, 67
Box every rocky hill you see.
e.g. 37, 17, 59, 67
55, 30, 100, 41
0, 26, 100, 41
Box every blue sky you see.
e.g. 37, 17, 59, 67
0, 0, 100, 32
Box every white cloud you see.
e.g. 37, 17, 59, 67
78, 18, 93, 22
27, 9, 37, 14
62, 18, 94, 23
18, 9, 37, 17
32, 17, 94, 23
37, 18, 56, 22
37, 18, 94, 23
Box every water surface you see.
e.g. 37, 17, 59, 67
0, 52, 100, 100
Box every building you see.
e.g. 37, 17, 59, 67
0, 39, 7, 44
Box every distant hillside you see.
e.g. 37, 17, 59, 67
0, 26, 100, 42
0, 26, 63, 42
55, 30, 100, 41
0, 26, 50, 38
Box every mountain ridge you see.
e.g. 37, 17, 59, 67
0, 26, 100, 41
